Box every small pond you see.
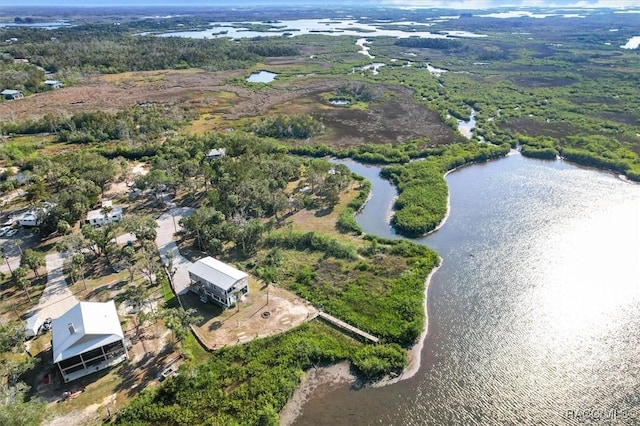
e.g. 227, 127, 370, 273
246, 71, 277, 83
457, 108, 477, 139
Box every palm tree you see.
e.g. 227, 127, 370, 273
233, 288, 243, 312
0, 247, 12, 276
12, 239, 23, 256
72, 253, 87, 290
163, 307, 203, 347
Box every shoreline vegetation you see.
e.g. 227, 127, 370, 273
279, 259, 443, 426
0, 5, 638, 425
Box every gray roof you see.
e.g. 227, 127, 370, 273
52, 301, 124, 363
188, 256, 247, 291
1, 89, 22, 95
207, 148, 226, 158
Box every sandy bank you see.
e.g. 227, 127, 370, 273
278, 257, 442, 423
279, 361, 356, 426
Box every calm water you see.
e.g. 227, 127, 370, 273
457, 109, 477, 140
301, 153, 640, 425
157, 18, 486, 40
246, 71, 277, 83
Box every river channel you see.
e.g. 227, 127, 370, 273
297, 153, 640, 425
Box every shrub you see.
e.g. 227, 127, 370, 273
351, 344, 407, 378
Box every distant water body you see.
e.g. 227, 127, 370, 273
300, 154, 640, 425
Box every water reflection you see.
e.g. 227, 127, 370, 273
296, 154, 640, 425
246, 71, 277, 83
456, 108, 476, 139
157, 18, 486, 40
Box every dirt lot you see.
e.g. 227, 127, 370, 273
0, 68, 457, 146
185, 279, 317, 350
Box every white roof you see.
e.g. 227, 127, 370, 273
207, 148, 226, 157
25, 315, 42, 334
44, 79, 60, 84
86, 205, 122, 221
20, 212, 38, 221
1, 89, 21, 95
20, 202, 55, 220
188, 256, 247, 291
52, 301, 124, 363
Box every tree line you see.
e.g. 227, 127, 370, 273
1, 105, 192, 144
382, 142, 511, 237
3, 25, 299, 75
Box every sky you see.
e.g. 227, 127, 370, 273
3, 0, 640, 8
387, 0, 640, 8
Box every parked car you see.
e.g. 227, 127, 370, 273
5, 229, 18, 237
0, 226, 10, 236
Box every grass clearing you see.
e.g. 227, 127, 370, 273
282, 182, 362, 242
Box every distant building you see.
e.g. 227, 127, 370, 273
206, 148, 226, 160
188, 256, 249, 307
18, 202, 55, 227
18, 211, 39, 227
52, 301, 128, 383
1, 89, 23, 100
43, 79, 62, 89
85, 200, 123, 226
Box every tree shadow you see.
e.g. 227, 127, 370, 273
209, 320, 223, 331
314, 206, 335, 217
114, 346, 177, 398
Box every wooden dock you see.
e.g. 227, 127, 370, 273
317, 312, 379, 343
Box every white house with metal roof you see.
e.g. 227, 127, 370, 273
18, 202, 55, 227
85, 200, 123, 226
188, 256, 248, 307
43, 79, 62, 89
206, 148, 226, 160
1, 89, 23, 100
52, 301, 128, 383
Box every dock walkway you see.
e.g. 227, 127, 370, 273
317, 311, 379, 343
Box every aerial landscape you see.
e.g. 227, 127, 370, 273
0, 1, 638, 425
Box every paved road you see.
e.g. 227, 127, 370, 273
0, 228, 32, 276
21, 204, 193, 324
115, 232, 137, 246
155, 207, 194, 295
29, 252, 78, 321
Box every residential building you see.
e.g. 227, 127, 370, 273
206, 148, 226, 160
52, 301, 128, 383
18, 202, 54, 227
85, 200, 123, 226
188, 256, 249, 307
1, 89, 23, 100
18, 211, 40, 227
44, 79, 62, 89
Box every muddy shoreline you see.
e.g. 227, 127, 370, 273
279, 258, 442, 424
